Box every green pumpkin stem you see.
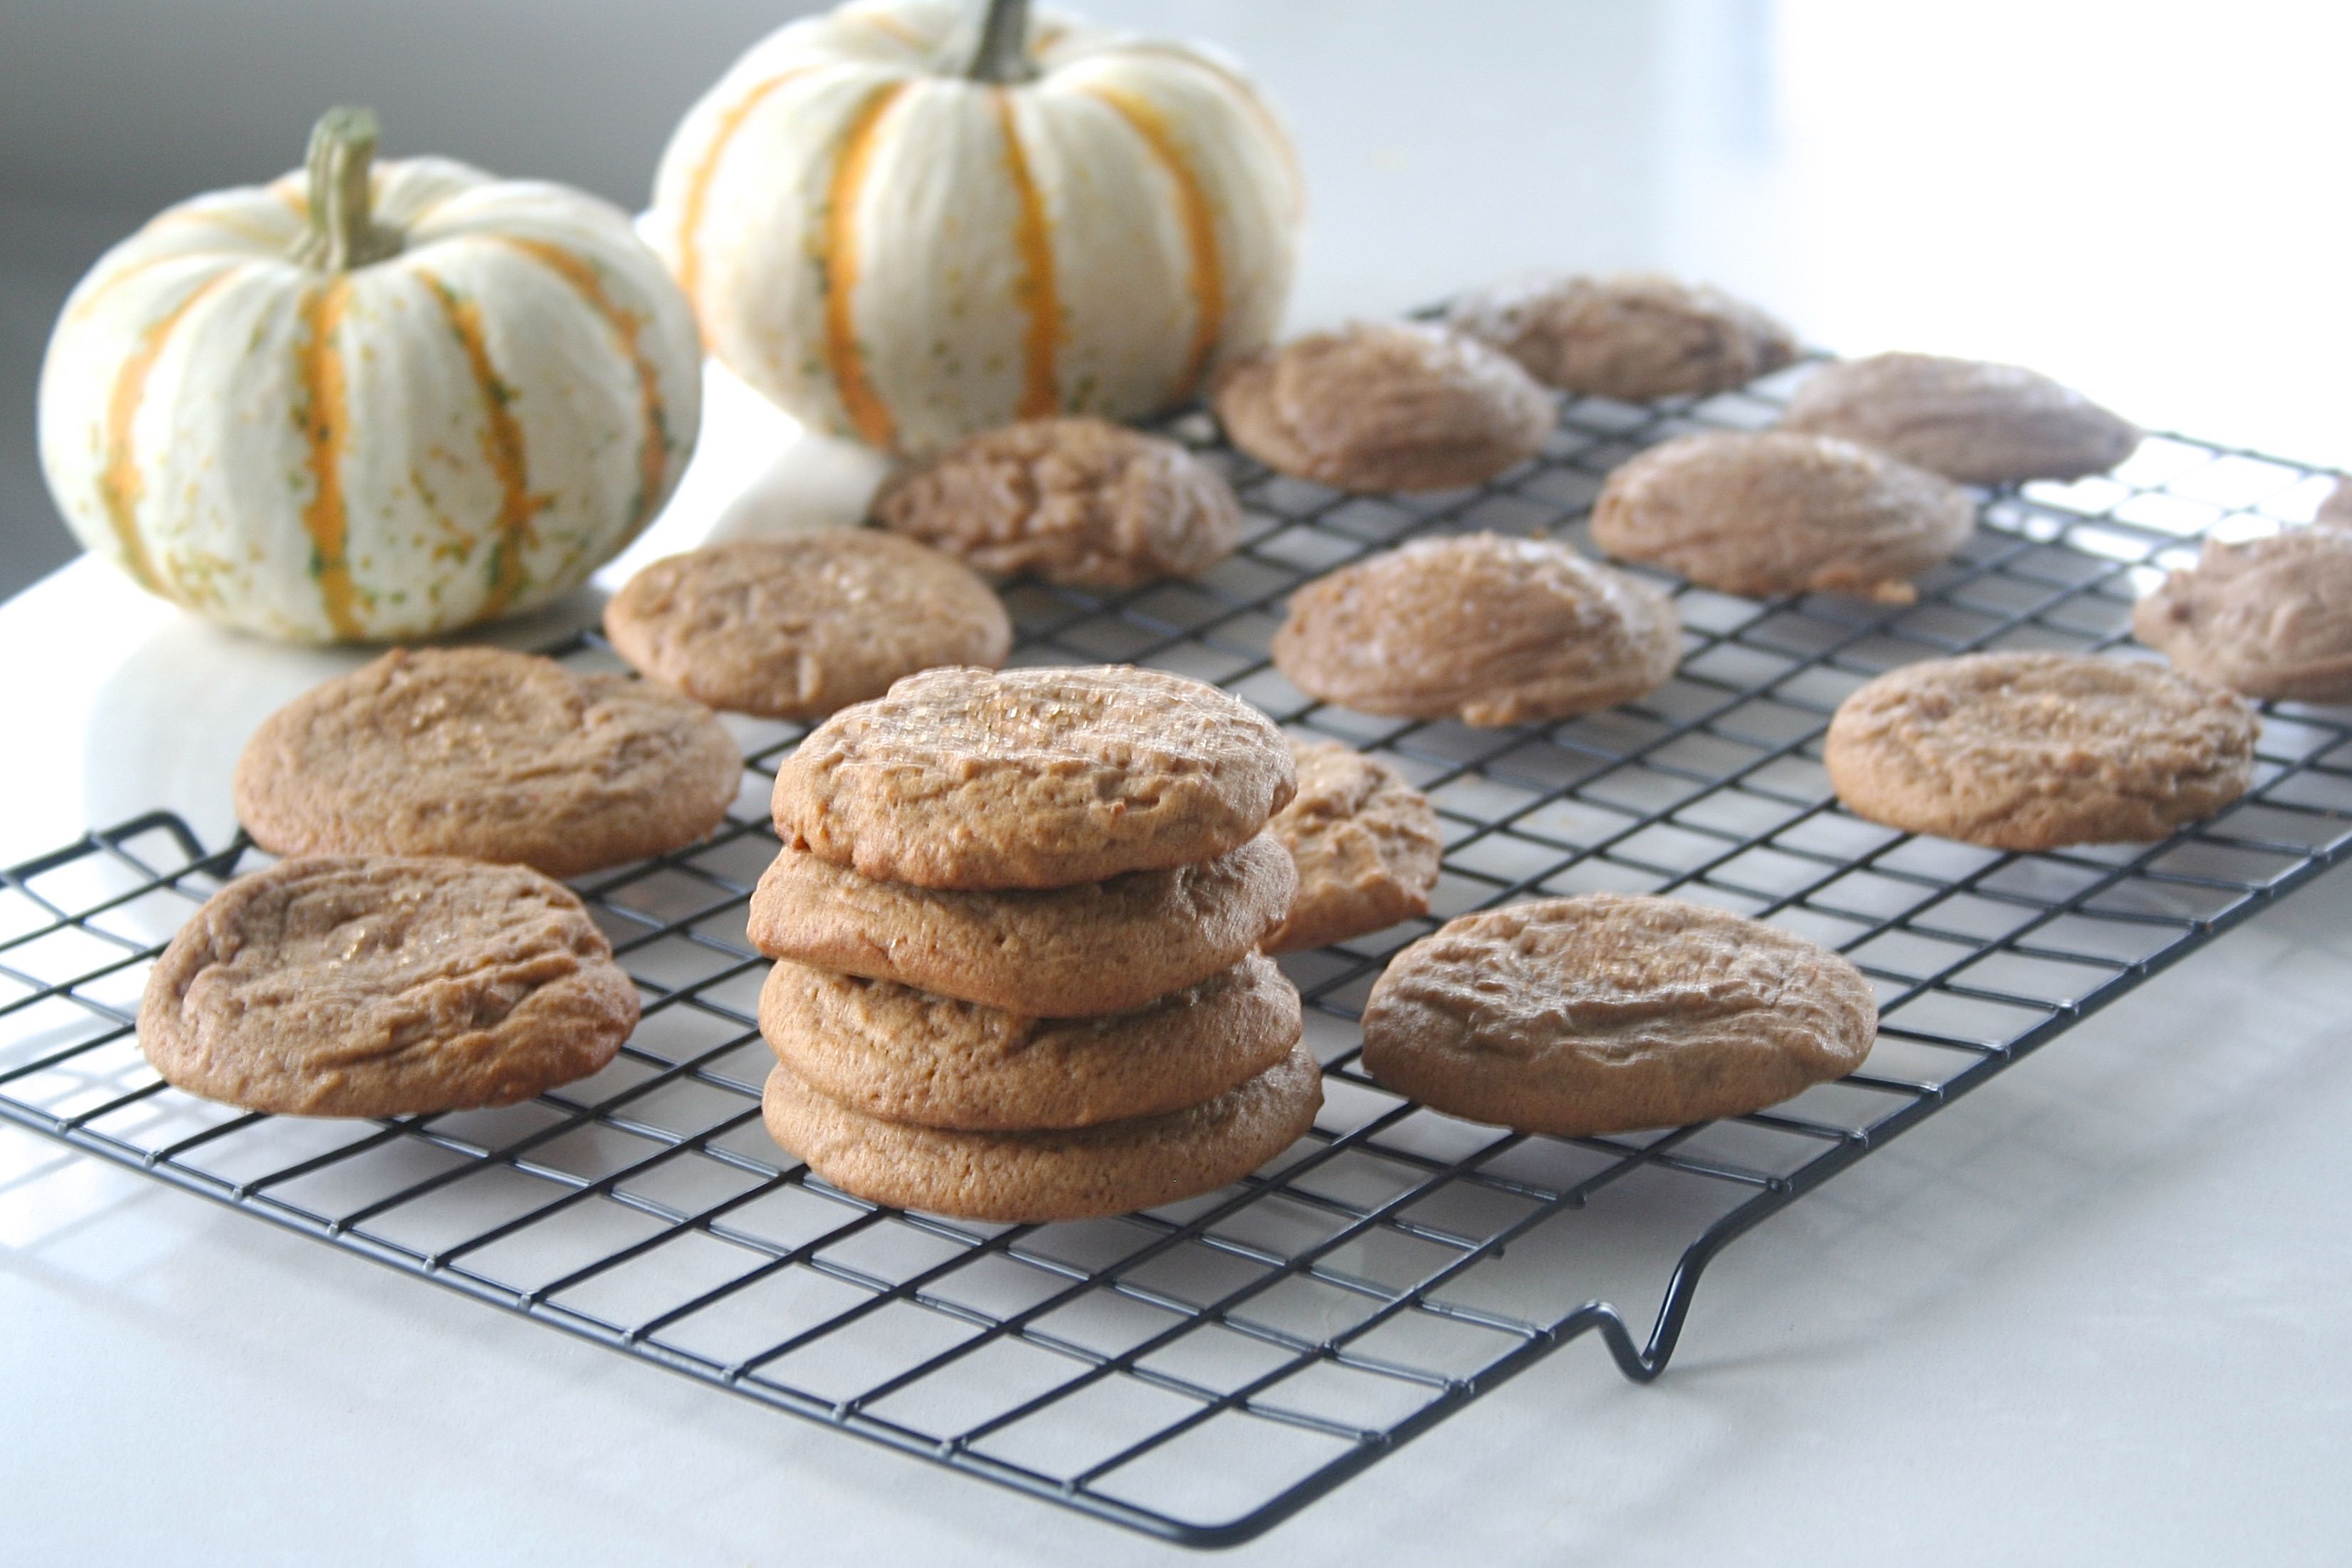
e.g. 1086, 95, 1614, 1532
965, 0, 1035, 83
296, 106, 401, 271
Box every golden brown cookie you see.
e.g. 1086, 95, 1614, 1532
1213, 321, 1556, 493
139, 856, 638, 1118
234, 648, 741, 878
2133, 528, 2352, 702
1359, 893, 1875, 1137
1778, 351, 2140, 486
1824, 652, 2257, 850
1445, 272, 1799, 401
772, 665, 1295, 890
1263, 739, 1443, 953
2317, 477, 2352, 530
757, 953, 1301, 1131
601, 533, 1010, 720
761, 1044, 1323, 1222
870, 417, 1243, 589
1270, 534, 1682, 726
1590, 430, 1977, 603
746, 836, 1294, 1017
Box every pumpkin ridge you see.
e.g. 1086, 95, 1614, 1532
97, 261, 243, 600
992, 88, 1060, 420
296, 277, 366, 639
822, 79, 913, 447
495, 235, 672, 547
417, 268, 542, 620
1104, 43, 1304, 221
1081, 83, 1223, 405
675, 66, 830, 335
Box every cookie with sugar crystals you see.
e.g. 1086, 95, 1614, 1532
1263, 739, 1442, 953
1360, 893, 1875, 1137
1446, 271, 1798, 401
771, 664, 1295, 890
1778, 351, 2140, 487
1824, 651, 2256, 850
139, 856, 638, 1118
2133, 527, 2352, 702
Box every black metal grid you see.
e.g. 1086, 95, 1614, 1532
6, 366, 2352, 1548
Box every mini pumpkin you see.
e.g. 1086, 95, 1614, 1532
651, 0, 1302, 455
38, 108, 703, 643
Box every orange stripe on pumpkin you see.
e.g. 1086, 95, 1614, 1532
822, 80, 911, 447
675, 67, 824, 336
497, 235, 674, 545
1112, 45, 1305, 221
417, 269, 540, 620
97, 263, 242, 599
993, 90, 1060, 420
296, 278, 366, 639
1082, 83, 1224, 404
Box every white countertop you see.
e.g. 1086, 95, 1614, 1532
7, 4, 2352, 1563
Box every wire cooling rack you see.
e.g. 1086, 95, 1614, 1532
6, 368, 2352, 1547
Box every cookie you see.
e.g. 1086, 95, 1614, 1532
1590, 430, 1977, 603
871, 417, 1243, 589
1359, 893, 1875, 1138
1446, 272, 1799, 401
757, 952, 1301, 1131
1213, 321, 1556, 493
1823, 651, 2257, 850
138, 856, 638, 1118
2132, 528, 2352, 702
1778, 352, 2140, 486
1270, 534, 1682, 726
772, 665, 1295, 890
761, 1043, 1323, 1222
2318, 477, 2352, 530
1263, 739, 1443, 953
235, 648, 741, 878
602, 532, 1010, 720
746, 836, 1294, 1017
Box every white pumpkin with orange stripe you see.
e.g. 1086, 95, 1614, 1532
651, 0, 1301, 456
38, 108, 702, 643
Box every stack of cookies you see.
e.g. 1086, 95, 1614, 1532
747, 664, 1325, 1224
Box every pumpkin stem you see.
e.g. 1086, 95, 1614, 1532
965, 0, 1035, 83
295, 106, 402, 271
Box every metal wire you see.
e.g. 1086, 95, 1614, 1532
4, 365, 2350, 1547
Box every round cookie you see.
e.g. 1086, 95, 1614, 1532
871, 417, 1243, 589
757, 953, 1301, 1131
602, 533, 1010, 720
2133, 528, 2352, 702
1446, 272, 1798, 402
1359, 894, 1876, 1138
1778, 351, 2140, 487
1824, 651, 2257, 851
139, 856, 638, 1118
235, 648, 740, 878
746, 836, 1295, 1017
1270, 533, 1682, 726
1263, 739, 1444, 954
1213, 321, 1556, 493
1590, 430, 1977, 604
761, 1044, 1323, 1223
772, 665, 1295, 890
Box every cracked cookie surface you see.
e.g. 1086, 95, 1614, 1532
1446, 272, 1798, 400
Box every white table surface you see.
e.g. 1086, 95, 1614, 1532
8, 4, 2352, 1564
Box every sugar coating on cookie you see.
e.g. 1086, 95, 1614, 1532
746, 836, 1294, 1017
1263, 739, 1443, 953
871, 417, 1243, 588
1359, 893, 1876, 1138
772, 665, 1295, 890
1213, 321, 1556, 493
2133, 528, 2352, 702
1446, 272, 1798, 402
1271, 533, 1682, 727
602, 533, 1010, 720
139, 856, 638, 1118
1779, 352, 2140, 487
1590, 430, 1976, 603
762, 1044, 1323, 1223
234, 648, 742, 878
2318, 477, 2352, 531
758, 953, 1302, 1131
1824, 651, 2256, 851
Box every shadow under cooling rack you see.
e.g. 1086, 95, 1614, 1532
6, 369, 2352, 1545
